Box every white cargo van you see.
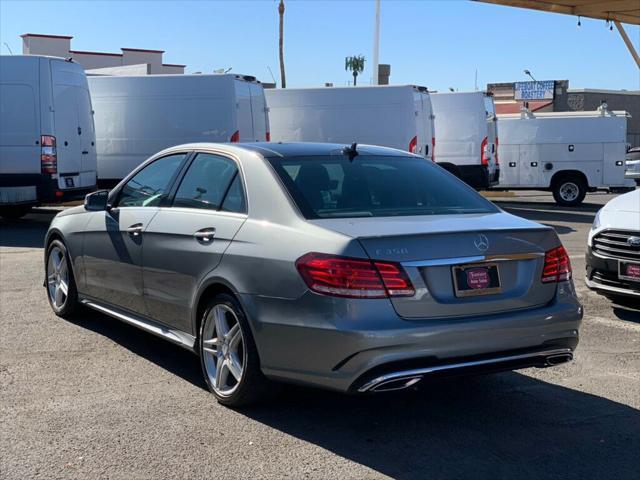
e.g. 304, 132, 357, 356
430, 91, 499, 189
0, 55, 97, 218
496, 106, 634, 206
88, 74, 269, 184
265, 85, 436, 160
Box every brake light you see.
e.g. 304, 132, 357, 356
495, 137, 499, 164
409, 136, 418, 154
230, 130, 240, 142
266, 131, 271, 142
541, 246, 572, 283
481, 136, 489, 166
41, 135, 57, 174
431, 137, 436, 162
296, 252, 415, 299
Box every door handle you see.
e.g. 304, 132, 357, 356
194, 228, 216, 243
82, 150, 89, 155
126, 223, 144, 236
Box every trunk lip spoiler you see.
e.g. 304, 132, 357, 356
402, 252, 544, 268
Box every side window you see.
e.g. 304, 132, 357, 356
173, 153, 243, 211
117, 153, 187, 208
220, 174, 247, 213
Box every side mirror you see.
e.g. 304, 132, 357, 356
84, 190, 110, 211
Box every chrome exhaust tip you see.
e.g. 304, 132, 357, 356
545, 353, 573, 367
370, 376, 423, 392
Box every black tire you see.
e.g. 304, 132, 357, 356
552, 176, 587, 206
45, 239, 80, 318
0, 206, 31, 220
198, 293, 269, 407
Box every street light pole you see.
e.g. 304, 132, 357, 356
524, 69, 537, 82
372, 0, 380, 85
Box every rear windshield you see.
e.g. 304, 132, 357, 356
268, 155, 498, 219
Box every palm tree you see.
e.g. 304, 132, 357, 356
345, 55, 365, 86
278, 0, 286, 88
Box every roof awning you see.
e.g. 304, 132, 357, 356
474, 0, 639, 24
474, 1, 640, 67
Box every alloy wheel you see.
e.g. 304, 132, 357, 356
47, 246, 69, 309
202, 304, 246, 397
559, 182, 579, 202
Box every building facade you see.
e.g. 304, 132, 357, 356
21, 33, 186, 74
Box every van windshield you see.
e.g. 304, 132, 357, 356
268, 155, 498, 219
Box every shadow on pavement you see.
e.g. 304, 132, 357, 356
65, 308, 207, 390
497, 203, 597, 225
64, 308, 639, 480
0, 208, 58, 248
245, 374, 640, 480
611, 297, 640, 323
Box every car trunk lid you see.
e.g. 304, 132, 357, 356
310, 212, 560, 318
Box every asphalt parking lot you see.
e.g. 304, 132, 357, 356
1, 191, 638, 480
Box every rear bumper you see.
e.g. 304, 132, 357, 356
585, 247, 640, 298
0, 173, 95, 204
242, 286, 583, 393
458, 165, 499, 189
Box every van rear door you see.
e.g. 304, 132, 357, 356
249, 82, 269, 141
412, 88, 434, 159
51, 60, 96, 190
235, 80, 254, 142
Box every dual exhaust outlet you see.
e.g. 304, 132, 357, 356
360, 350, 574, 393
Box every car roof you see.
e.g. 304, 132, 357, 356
158, 142, 417, 159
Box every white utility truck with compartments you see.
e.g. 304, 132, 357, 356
265, 85, 436, 161
496, 106, 634, 206
88, 73, 269, 185
0, 55, 97, 219
430, 91, 499, 189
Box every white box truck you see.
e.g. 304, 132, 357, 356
265, 85, 436, 160
88, 74, 269, 185
0, 55, 97, 219
430, 91, 499, 189
496, 106, 635, 206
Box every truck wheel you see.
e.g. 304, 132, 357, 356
0, 206, 31, 220
552, 177, 587, 206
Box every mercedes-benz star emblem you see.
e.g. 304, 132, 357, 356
474, 234, 489, 252
627, 236, 640, 247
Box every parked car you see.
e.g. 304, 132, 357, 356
265, 85, 436, 160
44, 142, 583, 406
586, 188, 640, 300
625, 146, 640, 185
88, 73, 269, 186
496, 105, 634, 206
0, 55, 97, 219
430, 91, 499, 189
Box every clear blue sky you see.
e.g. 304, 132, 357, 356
1, 0, 639, 91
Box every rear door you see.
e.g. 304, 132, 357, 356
51, 60, 96, 190
249, 83, 269, 142
142, 152, 247, 333
235, 80, 254, 142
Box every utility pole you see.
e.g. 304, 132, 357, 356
372, 0, 380, 85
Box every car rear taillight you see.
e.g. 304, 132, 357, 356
541, 246, 572, 283
295, 252, 415, 299
431, 136, 436, 162
266, 131, 271, 142
41, 135, 57, 174
494, 137, 499, 164
481, 136, 489, 166
230, 130, 240, 142
409, 136, 418, 154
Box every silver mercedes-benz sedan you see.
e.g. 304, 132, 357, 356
44, 142, 583, 406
